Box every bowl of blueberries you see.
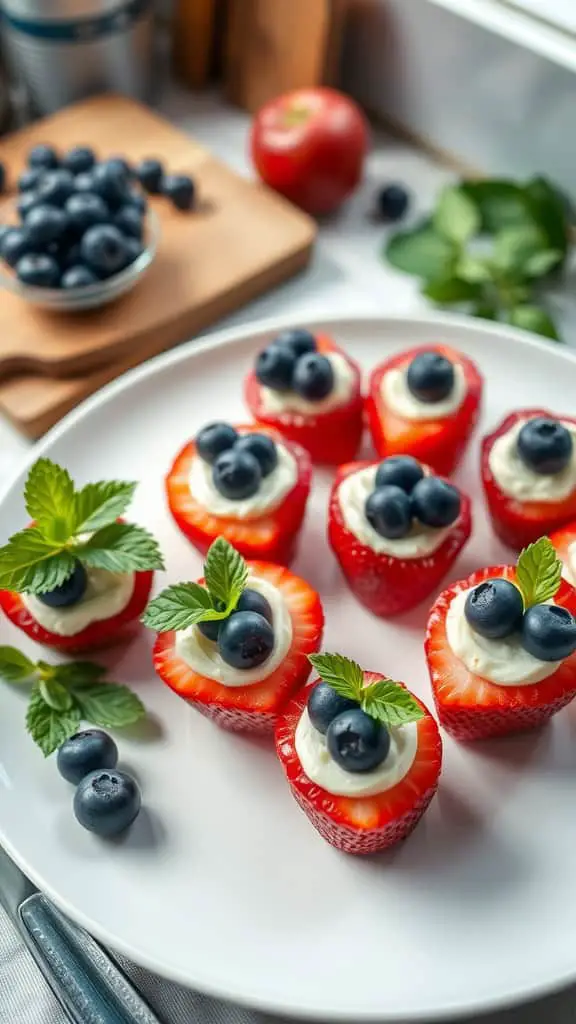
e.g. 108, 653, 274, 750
0, 144, 195, 312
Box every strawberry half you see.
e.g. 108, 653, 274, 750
275, 674, 442, 855
425, 565, 576, 741
549, 522, 576, 614
244, 334, 364, 465
366, 344, 483, 476
0, 570, 154, 654
152, 561, 324, 733
328, 461, 472, 617
482, 409, 576, 550
166, 425, 312, 565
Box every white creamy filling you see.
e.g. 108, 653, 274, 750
295, 707, 418, 797
381, 361, 467, 421
338, 464, 450, 559
561, 541, 576, 587
189, 440, 297, 520
174, 574, 292, 687
22, 569, 135, 637
446, 587, 560, 686
488, 418, 576, 503
258, 351, 355, 416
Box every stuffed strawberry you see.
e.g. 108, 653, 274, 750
0, 459, 163, 654
549, 522, 576, 614
482, 409, 576, 550
328, 455, 472, 617
144, 537, 323, 733
166, 422, 312, 565
425, 537, 576, 741
275, 652, 442, 854
366, 345, 483, 476
244, 327, 363, 464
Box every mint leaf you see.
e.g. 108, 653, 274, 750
493, 225, 547, 275
39, 677, 74, 712
0, 646, 36, 682
204, 537, 248, 610
472, 301, 498, 322
385, 225, 457, 280
508, 304, 560, 341
26, 684, 81, 757
516, 537, 562, 608
361, 679, 424, 728
463, 180, 533, 233
524, 176, 568, 257
51, 662, 107, 688
24, 459, 75, 538
422, 276, 480, 303
523, 249, 563, 279
141, 582, 220, 631
433, 186, 480, 244
456, 254, 492, 284
75, 522, 164, 573
74, 480, 137, 534
0, 528, 76, 594
72, 682, 145, 728
308, 653, 363, 702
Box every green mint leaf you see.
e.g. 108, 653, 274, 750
523, 249, 563, 279
462, 180, 533, 233
471, 301, 499, 322
51, 661, 108, 688
456, 254, 493, 284
0, 528, 76, 594
433, 186, 480, 244
24, 459, 75, 539
508, 304, 560, 341
74, 522, 165, 573
72, 682, 145, 729
492, 225, 548, 276
385, 224, 457, 281
73, 480, 137, 534
0, 646, 36, 682
422, 276, 480, 304
26, 684, 81, 757
361, 679, 424, 728
308, 653, 363, 702
524, 176, 568, 257
141, 582, 220, 631
204, 537, 248, 610
516, 537, 563, 608
39, 677, 74, 712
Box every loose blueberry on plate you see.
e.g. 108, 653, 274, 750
57, 730, 118, 785
17, 192, 40, 220
307, 682, 357, 735
37, 169, 75, 207
18, 167, 43, 192
25, 204, 69, 246
407, 351, 455, 403
196, 421, 238, 464
114, 205, 143, 240
376, 183, 410, 221
326, 707, 390, 772
256, 343, 295, 390
74, 769, 141, 837
273, 327, 316, 357
81, 225, 129, 277
521, 604, 576, 662
218, 610, 274, 669
162, 173, 195, 210
136, 158, 163, 194
375, 455, 424, 494
234, 433, 278, 477
411, 477, 461, 528
212, 448, 262, 500
16, 253, 60, 288
28, 144, 59, 170
366, 484, 412, 539
1, 227, 31, 267
61, 265, 98, 288
65, 193, 110, 233
61, 145, 95, 175
292, 352, 334, 400
464, 578, 524, 640
517, 417, 573, 475
37, 561, 87, 607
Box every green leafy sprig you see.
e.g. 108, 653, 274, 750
385, 176, 569, 341
515, 537, 562, 608
142, 537, 248, 632
308, 653, 424, 729
0, 459, 164, 595
0, 647, 145, 756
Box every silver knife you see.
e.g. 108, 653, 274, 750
0, 845, 164, 1024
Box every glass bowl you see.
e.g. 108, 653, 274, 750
0, 208, 160, 312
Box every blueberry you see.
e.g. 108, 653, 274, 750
196, 421, 238, 464
126, 189, 147, 214
411, 477, 461, 528
62, 146, 95, 175
114, 205, 143, 240
61, 242, 81, 270
37, 169, 75, 207
17, 191, 40, 220
74, 769, 141, 837
1, 227, 32, 267
517, 417, 573, 475
18, 167, 44, 192
522, 604, 576, 662
407, 351, 455, 403
464, 578, 524, 640
273, 328, 316, 357
101, 156, 132, 181
292, 353, 334, 401
65, 192, 110, 234
57, 730, 118, 785
0, 225, 10, 250
234, 433, 278, 477
256, 344, 295, 391
375, 455, 424, 494
61, 265, 98, 289
197, 616, 224, 642
218, 610, 274, 669
28, 144, 59, 170
38, 561, 87, 606
25, 204, 69, 246
235, 588, 273, 624
212, 449, 262, 500
0, 162, 5, 193
376, 183, 410, 221
326, 708, 390, 773
80, 225, 129, 277
123, 237, 144, 266
137, 159, 163, 194
307, 682, 358, 735
91, 163, 130, 209
365, 485, 412, 539
16, 253, 60, 288
162, 173, 195, 211
74, 172, 96, 194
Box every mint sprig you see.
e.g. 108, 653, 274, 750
308, 653, 424, 729
0, 647, 145, 756
142, 537, 248, 633
516, 537, 562, 608
0, 458, 164, 595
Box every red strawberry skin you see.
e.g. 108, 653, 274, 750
244, 334, 364, 465
153, 561, 324, 734
482, 409, 576, 550
549, 522, 576, 615
366, 344, 483, 476
275, 674, 442, 855
166, 425, 312, 566
425, 565, 576, 741
0, 570, 154, 654
328, 461, 472, 617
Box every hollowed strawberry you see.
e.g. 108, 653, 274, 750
549, 522, 576, 614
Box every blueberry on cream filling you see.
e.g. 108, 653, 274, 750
517, 417, 573, 475
488, 416, 576, 503
407, 351, 455, 403
381, 350, 467, 421
254, 329, 355, 416
365, 457, 461, 542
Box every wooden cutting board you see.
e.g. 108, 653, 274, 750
0, 94, 315, 382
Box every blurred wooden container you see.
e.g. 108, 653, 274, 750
172, 0, 218, 88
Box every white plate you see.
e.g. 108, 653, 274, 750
1, 314, 576, 1023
